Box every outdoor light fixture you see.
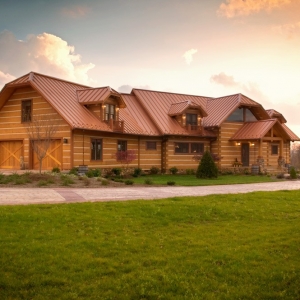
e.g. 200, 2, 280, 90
236, 142, 241, 146
63, 138, 68, 144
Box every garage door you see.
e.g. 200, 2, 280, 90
32, 139, 62, 170
0, 141, 24, 169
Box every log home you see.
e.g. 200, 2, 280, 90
0, 72, 298, 172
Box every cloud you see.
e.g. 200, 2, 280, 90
0, 71, 15, 88
210, 72, 238, 87
182, 49, 198, 65
273, 21, 300, 39
60, 5, 90, 18
0, 30, 95, 88
218, 0, 292, 18
118, 84, 151, 93
210, 72, 271, 105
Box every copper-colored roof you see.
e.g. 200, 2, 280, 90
266, 109, 287, 123
204, 93, 270, 127
132, 89, 212, 136
77, 87, 126, 108
1, 72, 297, 141
230, 119, 277, 140
121, 94, 161, 135
281, 123, 300, 141
168, 100, 208, 117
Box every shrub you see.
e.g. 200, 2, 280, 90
169, 166, 178, 175
82, 176, 91, 186
37, 180, 48, 187
85, 168, 102, 178
133, 167, 142, 177
112, 168, 122, 176
290, 166, 297, 179
167, 181, 176, 186
150, 166, 160, 175
277, 173, 284, 179
68, 167, 78, 175
196, 150, 218, 179
144, 178, 153, 185
186, 169, 195, 175
60, 174, 75, 186
124, 179, 134, 185
101, 179, 109, 186
52, 167, 60, 173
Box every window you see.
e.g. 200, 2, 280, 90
105, 104, 116, 121
175, 142, 205, 154
186, 113, 197, 125
175, 142, 189, 154
226, 107, 257, 122
146, 141, 157, 150
21, 99, 32, 122
91, 139, 102, 160
226, 108, 243, 122
271, 145, 278, 155
191, 143, 204, 153
118, 140, 127, 151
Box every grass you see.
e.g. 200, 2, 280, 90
0, 190, 300, 299
132, 174, 281, 186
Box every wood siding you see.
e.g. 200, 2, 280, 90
0, 87, 71, 170
165, 137, 210, 171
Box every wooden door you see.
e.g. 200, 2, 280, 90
0, 141, 24, 169
241, 143, 250, 166
32, 139, 62, 170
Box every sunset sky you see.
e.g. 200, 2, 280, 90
0, 0, 300, 135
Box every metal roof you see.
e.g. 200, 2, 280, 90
77, 87, 126, 108
0, 72, 298, 141
281, 123, 300, 141
168, 100, 208, 117
266, 109, 287, 123
132, 89, 213, 136
230, 119, 277, 140
204, 93, 269, 127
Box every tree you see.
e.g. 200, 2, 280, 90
291, 142, 300, 169
26, 115, 58, 174
115, 150, 137, 176
196, 150, 218, 178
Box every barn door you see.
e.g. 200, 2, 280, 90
32, 139, 62, 170
0, 141, 24, 169
241, 143, 250, 166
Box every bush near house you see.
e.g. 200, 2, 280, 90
196, 150, 218, 179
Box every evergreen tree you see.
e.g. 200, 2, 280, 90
196, 150, 218, 178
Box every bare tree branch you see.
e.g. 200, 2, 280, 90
26, 115, 58, 173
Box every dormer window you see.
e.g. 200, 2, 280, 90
105, 104, 116, 121
186, 113, 197, 126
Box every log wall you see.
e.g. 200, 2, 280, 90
0, 87, 71, 170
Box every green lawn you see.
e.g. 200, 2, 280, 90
1, 191, 300, 299
131, 174, 281, 186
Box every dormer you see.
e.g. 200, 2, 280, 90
77, 87, 126, 132
168, 100, 208, 132
266, 109, 287, 124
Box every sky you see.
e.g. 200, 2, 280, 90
0, 0, 300, 136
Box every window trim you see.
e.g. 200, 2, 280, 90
90, 138, 103, 161
21, 99, 32, 123
146, 141, 157, 150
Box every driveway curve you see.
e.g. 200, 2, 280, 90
0, 181, 299, 205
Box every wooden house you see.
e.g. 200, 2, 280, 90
0, 72, 298, 172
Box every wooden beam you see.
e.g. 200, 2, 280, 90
259, 139, 263, 156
